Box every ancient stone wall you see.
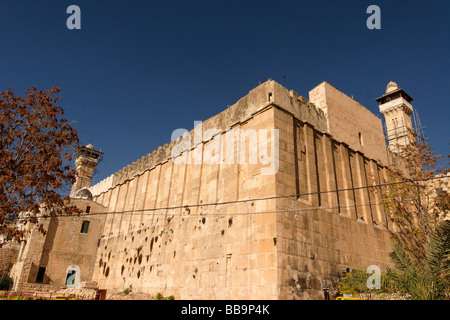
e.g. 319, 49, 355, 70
273, 106, 392, 299
92, 106, 280, 299
309, 82, 388, 165
0, 243, 19, 276
89, 80, 328, 197
9, 200, 106, 291
87, 80, 392, 299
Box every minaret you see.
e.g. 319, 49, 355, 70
376, 81, 415, 152
70, 144, 103, 197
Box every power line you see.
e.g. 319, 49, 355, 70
88, 175, 449, 214
92, 175, 450, 215
11, 197, 395, 224
91, 197, 397, 219
10, 175, 447, 222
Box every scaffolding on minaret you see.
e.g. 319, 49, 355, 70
377, 81, 426, 153
382, 108, 427, 153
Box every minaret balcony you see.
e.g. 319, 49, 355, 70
379, 97, 414, 114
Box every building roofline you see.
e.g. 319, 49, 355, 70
375, 88, 413, 103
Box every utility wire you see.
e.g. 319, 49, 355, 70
9, 175, 447, 222
84, 175, 450, 215
11, 197, 394, 223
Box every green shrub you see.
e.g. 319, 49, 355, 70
0, 274, 13, 290
122, 287, 132, 295
156, 292, 174, 300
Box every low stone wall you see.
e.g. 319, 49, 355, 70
12, 283, 98, 300
106, 289, 156, 300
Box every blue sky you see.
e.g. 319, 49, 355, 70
1, 0, 449, 185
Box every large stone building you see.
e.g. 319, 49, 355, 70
9, 80, 418, 299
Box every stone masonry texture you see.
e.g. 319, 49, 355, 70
10, 80, 396, 299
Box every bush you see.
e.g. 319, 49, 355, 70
156, 292, 174, 300
122, 287, 132, 295
0, 274, 13, 290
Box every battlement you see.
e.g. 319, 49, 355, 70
89, 80, 328, 196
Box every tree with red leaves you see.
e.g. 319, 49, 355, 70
0, 86, 79, 243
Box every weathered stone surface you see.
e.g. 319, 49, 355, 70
0, 243, 19, 275
11, 80, 400, 300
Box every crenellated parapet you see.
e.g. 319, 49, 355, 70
89, 174, 114, 197
90, 80, 328, 197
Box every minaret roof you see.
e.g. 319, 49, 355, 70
75, 144, 103, 160
385, 81, 399, 93
375, 81, 413, 103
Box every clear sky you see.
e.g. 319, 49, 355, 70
1, 0, 449, 185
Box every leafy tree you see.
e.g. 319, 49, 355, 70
381, 132, 449, 266
0, 86, 79, 243
338, 268, 400, 299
